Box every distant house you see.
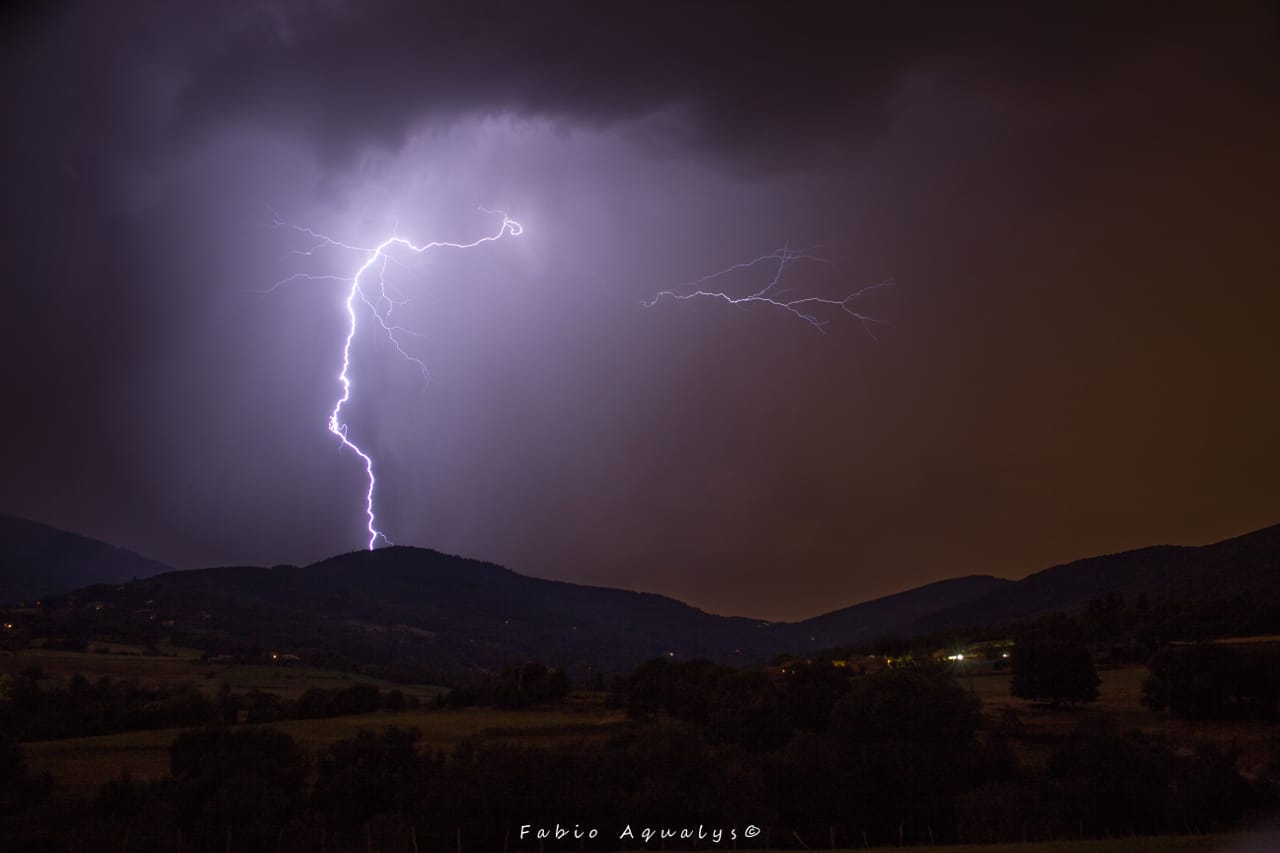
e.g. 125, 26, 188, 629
848, 655, 888, 675
932, 640, 1013, 673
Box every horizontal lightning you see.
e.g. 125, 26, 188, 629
644, 246, 893, 336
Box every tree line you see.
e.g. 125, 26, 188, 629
1, 660, 1269, 852
0, 669, 420, 742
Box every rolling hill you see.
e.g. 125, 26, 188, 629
913, 523, 1280, 632
67, 547, 779, 677
0, 514, 172, 604
780, 574, 1011, 649
2, 517, 1278, 679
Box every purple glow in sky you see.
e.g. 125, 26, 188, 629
2, 2, 1278, 620
268, 211, 523, 550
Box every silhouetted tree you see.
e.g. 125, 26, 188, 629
493, 662, 571, 709
1143, 643, 1279, 719
705, 669, 788, 751
779, 659, 853, 733
824, 666, 983, 841
0, 736, 50, 816
312, 727, 434, 842
1010, 636, 1099, 706
610, 658, 741, 725
1047, 718, 1259, 836
169, 728, 308, 850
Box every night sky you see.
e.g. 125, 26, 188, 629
2, 2, 1277, 621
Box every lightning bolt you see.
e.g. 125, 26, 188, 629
266, 210, 523, 550
644, 246, 893, 335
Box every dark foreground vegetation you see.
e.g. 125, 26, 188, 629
0, 670, 421, 742
3, 650, 1278, 853
2, 572, 1279, 852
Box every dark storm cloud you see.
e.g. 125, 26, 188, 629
2, 0, 1279, 621
168, 1, 1205, 168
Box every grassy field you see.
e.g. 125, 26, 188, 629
0, 644, 442, 702
24, 706, 628, 797
6, 642, 623, 796
0, 644, 205, 684
10, 646, 1278, 810
965, 664, 1279, 776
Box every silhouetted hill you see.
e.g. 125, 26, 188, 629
38, 547, 779, 678
17, 546, 1015, 678
0, 514, 172, 604
780, 575, 1013, 650
915, 524, 1280, 632
7, 517, 1279, 680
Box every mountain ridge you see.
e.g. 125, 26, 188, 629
0, 514, 174, 604
914, 523, 1280, 632
3, 514, 1277, 677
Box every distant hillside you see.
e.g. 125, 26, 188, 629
6, 515, 1279, 680
915, 524, 1280, 632
0, 514, 172, 604
34, 547, 778, 678
780, 575, 1012, 650
13, 546, 1015, 679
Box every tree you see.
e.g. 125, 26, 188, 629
169, 728, 308, 849
0, 735, 51, 815
831, 665, 982, 746
312, 727, 434, 840
1010, 636, 1100, 706
819, 666, 984, 841
705, 669, 788, 751
492, 662, 571, 709
609, 658, 729, 721
779, 659, 854, 733
1046, 718, 1259, 836
1142, 643, 1279, 720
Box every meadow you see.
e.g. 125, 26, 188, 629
0, 643, 442, 702
23, 704, 625, 797
1, 643, 621, 795
7, 644, 1278, 852
965, 665, 1278, 777
11, 645, 1280, 799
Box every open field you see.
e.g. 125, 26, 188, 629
24, 706, 628, 797
962, 662, 1147, 706
11, 652, 1278, 812
0, 645, 443, 702
966, 664, 1279, 776
7, 643, 614, 797
0, 644, 205, 684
